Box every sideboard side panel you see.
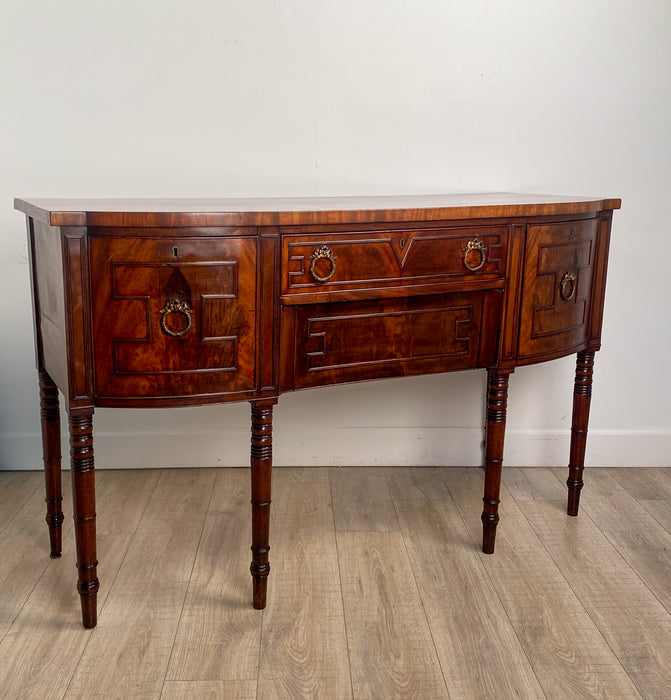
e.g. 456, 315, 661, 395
587, 211, 613, 350
28, 217, 69, 398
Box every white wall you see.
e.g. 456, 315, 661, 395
1, 0, 669, 470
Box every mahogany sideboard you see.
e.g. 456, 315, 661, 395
15, 193, 620, 628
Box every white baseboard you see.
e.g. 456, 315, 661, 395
2, 428, 669, 470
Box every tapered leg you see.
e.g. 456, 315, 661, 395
482, 369, 510, 554
69, 409, 99, 628
39, 370, 64, 558
250, 399, 276, 609
567, 351, 595, 516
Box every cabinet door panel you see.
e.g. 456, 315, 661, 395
517, 219, 596, 360
293, 293, 483, 389
90, 236, 256, 399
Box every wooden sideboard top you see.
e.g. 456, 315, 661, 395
15, 193, 621, 228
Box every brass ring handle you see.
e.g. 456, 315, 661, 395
159, 300, 193, 337
463, 238, 487, 272
559, 272, 577, 302
308, 245, 337, 283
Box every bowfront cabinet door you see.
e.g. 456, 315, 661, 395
90, 235, 257, 401
517, 219, 598, 362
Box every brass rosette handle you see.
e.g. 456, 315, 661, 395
159, 300, 193, 337
559, 272, 577, 302
308, 245, 337, 283
463, 237, 487, 272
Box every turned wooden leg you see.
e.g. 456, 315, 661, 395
39, 370, 64, 558
567, 351, 595, 516
482, 369, 510, 554
250, 399, 276, 609
69, 409, 99, 629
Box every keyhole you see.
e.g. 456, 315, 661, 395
400, 238, 405, 249
172, 246, 179, 258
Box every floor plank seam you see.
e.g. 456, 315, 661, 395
515, 480, 647, 699
159, 469, 220, 699
328, 469, 356, 700
389, 488, 453, 698
61, 470, 155, 699
440, 468, 550, 700
580, 510, 671, 620
0, 474, 64, 644
0, 472, 42, 538
6, 467, 671, 699
608, 468, 671, 537
0, 555, 54, 650
567, 466, 671, 620
75, 469, 156, 623
58, 473, 113, 700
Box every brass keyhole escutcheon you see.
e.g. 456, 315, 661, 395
172, 246, 179, 258
559, 272, 577, 302
399, 238, 405, 249
308, 245, 337, 283
159, 300, 193, 337
463, 237, 487, 272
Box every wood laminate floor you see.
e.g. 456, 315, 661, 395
1, 466, 671, 699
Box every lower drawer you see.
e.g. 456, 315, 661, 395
290, 292, 486, 389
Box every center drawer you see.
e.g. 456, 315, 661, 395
289, 292, 488, 389
282, 226, 508, 299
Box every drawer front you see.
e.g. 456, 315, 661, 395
292, 293, 484, 389
283, 227, 507, 296
517, 219, 597, 360
90, 237, 257, 399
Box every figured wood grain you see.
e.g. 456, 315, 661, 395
514, 468, 671, 699
443, 467, 643, 699
89, 236, 257, 400
282, 226, 507, 297
0, 470, 158, 699
329, 467, 399, 532
395, 498, 545, 699
257, 468, 351, 699
337, 530, 450, 700
293, 293, 484, 389
166, 469, 261, 682
65, 469, 215, 699
517, 219, 596, 362
15, 193, 621, 228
